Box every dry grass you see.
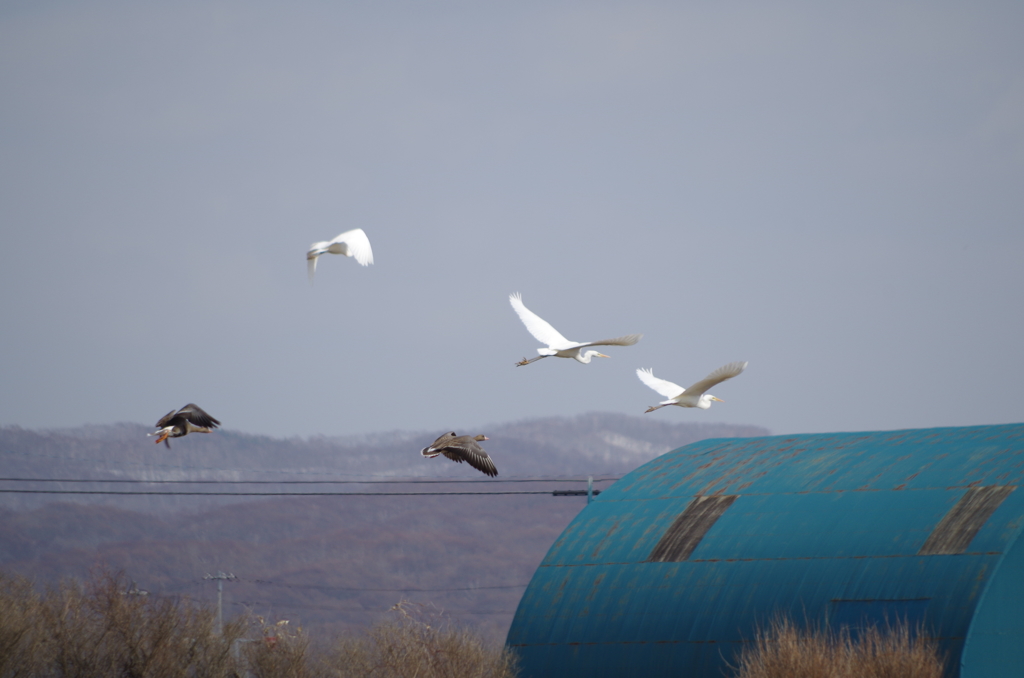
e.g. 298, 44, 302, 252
0, 571, 515, 678
0, 570, 245, 678
322, 601, 518, 678
244, 617, 315, 678
851, 625, 947, 678
0, 574, 45, 677
733, 616, 946, 678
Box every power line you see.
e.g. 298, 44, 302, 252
0, 449, 630, 480
0, 475, 616, 496
157, 594, 521, 617
0, 476, 620, 485
239, 578, 529, 593
230, 599, 517, 615
0, 488, 587, 496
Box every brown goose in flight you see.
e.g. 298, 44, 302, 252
148, 404, 220, 448
420, 432, 498, 477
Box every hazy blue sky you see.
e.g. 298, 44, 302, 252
2, 1, 1022, 439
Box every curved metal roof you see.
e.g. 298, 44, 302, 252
507, 424, 1024, 678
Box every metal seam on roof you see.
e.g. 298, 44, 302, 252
535, 552, 1005, 567
596, 485, 1021, 500
509, 636, 970, 649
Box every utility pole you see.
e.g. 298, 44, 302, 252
204, 571, 236, 635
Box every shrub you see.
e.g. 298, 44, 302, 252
850, 624, 946, 678
0, 574, 45, 677
323, 601, 518, 678
0, 572, 515, 678
732, 616, 945, 678
0, 570, 245, 678
244, 617, 314, 678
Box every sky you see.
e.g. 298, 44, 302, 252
1, 1, 1022, 440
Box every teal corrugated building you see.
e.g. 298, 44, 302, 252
507, 424, 1024, 677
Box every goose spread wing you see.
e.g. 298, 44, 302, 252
441, 437, 498, 477
509, 293, 571, 348
684, 361, 748, 396
636, 368, 685, 399
177, 403, 221, 429
155, 409, 179, 428
331, 229, 374, 266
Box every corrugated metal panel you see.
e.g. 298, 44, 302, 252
507, 424, 1024, 678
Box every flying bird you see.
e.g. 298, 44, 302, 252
637, 362, 748, 413
509, 293, 642, 366
306, 228, 374, 282
420, 432, 498, 477
148, 404, 220, 447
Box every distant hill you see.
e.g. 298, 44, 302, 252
0, 413, 768, 641
1, 412, 766, 479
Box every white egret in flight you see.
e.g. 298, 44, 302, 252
421, 432, 498, 477
148, 403, 220, 447
637, 362, 748, 412
306, 229, 374, 282
509, 293, 642, 366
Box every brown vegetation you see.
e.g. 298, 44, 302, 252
732, 616, 946, 678
0, 570, 245, 677
322, 601, 518, 678
0, 571, 516, 678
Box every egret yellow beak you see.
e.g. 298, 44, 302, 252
710, 396, 724, 402
596, 353, 610, 358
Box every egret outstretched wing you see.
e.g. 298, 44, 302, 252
684, 361, 748, 396
509, 293, 571, 348
306, 228, 374, 282
636, 368, 685, 399
330, 228, 374, 266
579, 334, 643, 349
